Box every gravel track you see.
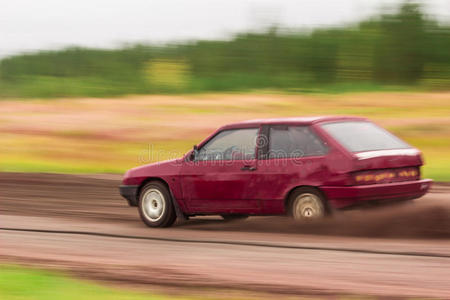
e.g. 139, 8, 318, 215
1, 172, 449, 298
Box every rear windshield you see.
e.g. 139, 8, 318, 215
320, 121, 410, 152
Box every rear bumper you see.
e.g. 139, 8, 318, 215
321, 179, 432, 209
119, 185, 139, 206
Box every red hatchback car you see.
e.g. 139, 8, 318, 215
119, 116, 432, 227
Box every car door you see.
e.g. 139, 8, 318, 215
254, 125, 329, 214
180, 127, 261, 214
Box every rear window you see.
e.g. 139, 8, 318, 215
268, 125, 327, 158
321, 121, 410, 153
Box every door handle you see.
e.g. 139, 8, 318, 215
241, 165, 256, 171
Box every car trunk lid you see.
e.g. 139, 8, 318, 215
352, 148, 422, 171
349, 149, 423, 185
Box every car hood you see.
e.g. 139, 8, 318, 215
122, 158, 183, 185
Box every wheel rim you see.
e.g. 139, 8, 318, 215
293, 193, 324, 220
142, 188, 166, 222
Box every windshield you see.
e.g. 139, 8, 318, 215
321, 121, 410, 153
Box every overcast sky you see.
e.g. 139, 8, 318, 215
1, 0, 448, 58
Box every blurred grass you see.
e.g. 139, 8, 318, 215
0, 265, 368, 299
0, 134, 194, 174
403, 137, 450, 181
0, 265, 189, 300
0, 93, 448, 180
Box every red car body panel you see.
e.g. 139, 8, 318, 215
122, 158, 188, 211
179, 159, 260, 213
322, 179, 432, 208
120, 116, 432, 215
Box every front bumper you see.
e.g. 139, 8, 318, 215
119, 185, 139, 206
321, 179, 432, 209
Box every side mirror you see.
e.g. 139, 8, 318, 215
189, 145, 198, 161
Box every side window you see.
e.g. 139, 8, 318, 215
268, 125, 327, 159
197, 128, 259, 161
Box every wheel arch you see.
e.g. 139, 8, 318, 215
137, 177, 187, 219
284, 185, 330, 213
137, 177, 171, 200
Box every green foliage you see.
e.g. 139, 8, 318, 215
0, 1, 449, 98
373, 3, 427, 84
145, 59, 191, 92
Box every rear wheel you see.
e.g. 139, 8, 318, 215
221, 214, 249, 221
289, 188, 327, 221
138, 181, 176, 228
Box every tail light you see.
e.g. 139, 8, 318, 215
353, 167, 420, 185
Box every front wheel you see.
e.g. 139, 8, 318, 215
289, 188, 327, 221
138, 181, 176, 228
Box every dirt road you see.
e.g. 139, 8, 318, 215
1, 172, 449, 298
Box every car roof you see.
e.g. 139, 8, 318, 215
221, 116, 367, 130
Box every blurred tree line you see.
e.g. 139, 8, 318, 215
0, 2, 449, 97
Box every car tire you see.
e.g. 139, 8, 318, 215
221, 214, 249, 221
138, 181, 176, 228
288, 187, 328, 221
